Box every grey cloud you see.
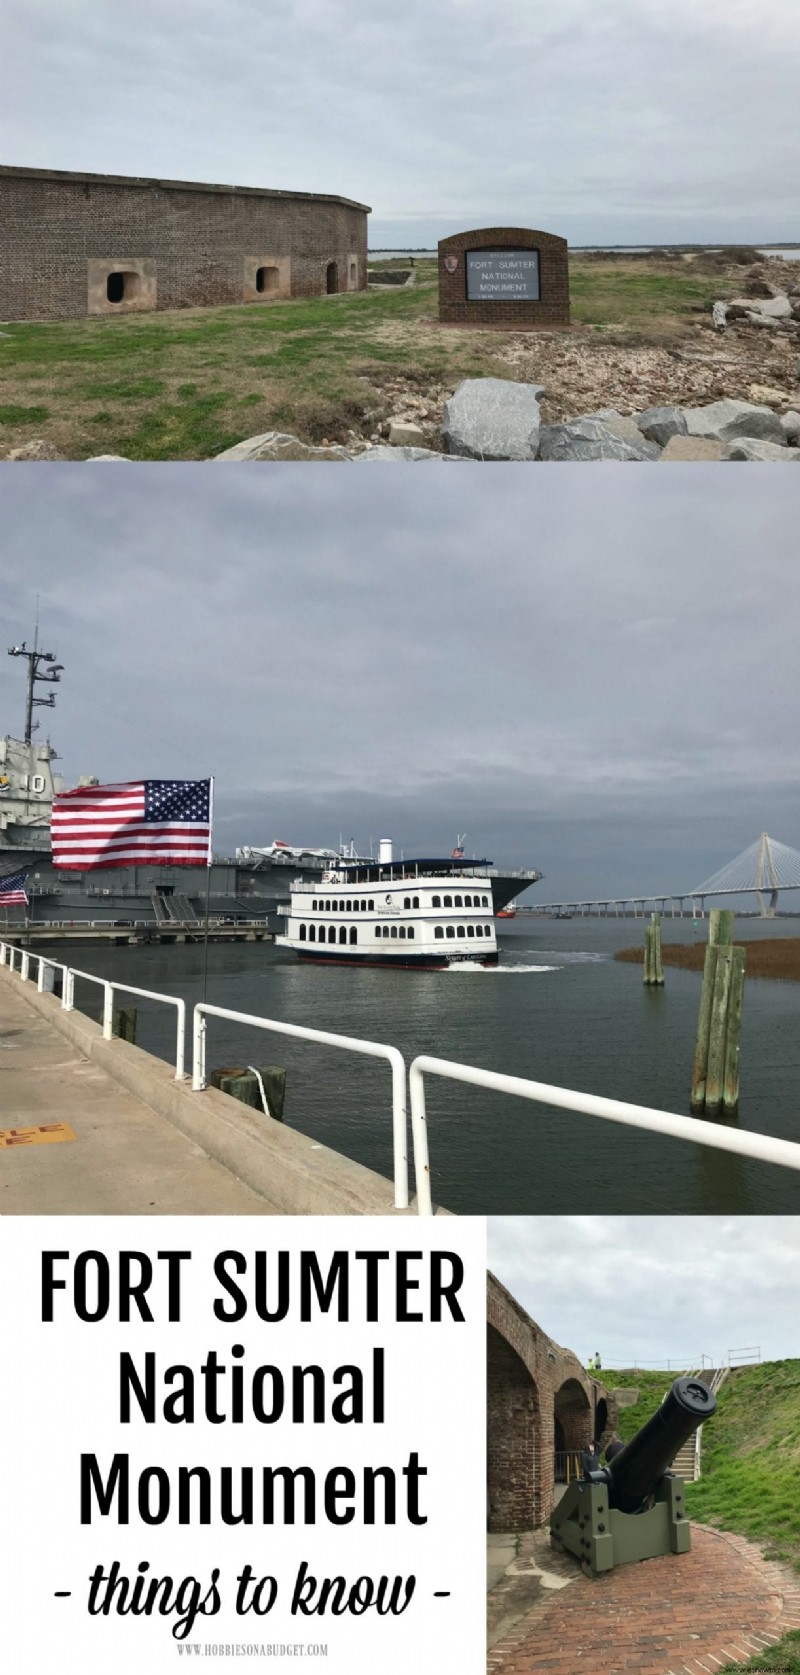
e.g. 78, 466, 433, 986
2, 1, 799, 244
488, 1216, 800, 1365
0, 465, 797, 899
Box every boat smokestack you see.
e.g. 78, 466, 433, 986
378, 838, 393, 865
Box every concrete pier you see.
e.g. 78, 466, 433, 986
0, 966, 424, 1217
0, 975, 277, 1215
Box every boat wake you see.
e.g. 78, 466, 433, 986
446, 961, 561, 974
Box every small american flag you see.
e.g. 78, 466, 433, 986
51, 779, 212, 869
0, 869, 28, 906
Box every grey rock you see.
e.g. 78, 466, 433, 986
443, 377, 545, 460
3, 439, 63, 461
387, 420, 427, 448
636, 405, 689, 447
586, 409, 647, 445
683, 399, 786, 445
745, 311, 784, 329
354, 445, 451, 461
730, 293, 791, 318
659, 436, 729, 461
214, 430, 350, 461
538, 417, 659, 461
85, 454, 131, 461
727, 437, 800, 461
712, 301, 727, 330
780, 410, 800, 443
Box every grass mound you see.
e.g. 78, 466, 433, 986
604, 1362, 800, 1571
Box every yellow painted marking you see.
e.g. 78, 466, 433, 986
0, 1123, 76, 1148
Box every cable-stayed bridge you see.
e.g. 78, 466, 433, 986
525, 833, 800, 920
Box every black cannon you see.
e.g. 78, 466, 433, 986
551, 1377, 716, 1576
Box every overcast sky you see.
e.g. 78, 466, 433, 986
3, 1, 799, 246
489, 1216, 800, 1365
1, 466, 797, 901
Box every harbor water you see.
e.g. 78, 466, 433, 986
49, 917, 799, 1216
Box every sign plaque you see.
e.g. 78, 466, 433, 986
465, 249, 540, 302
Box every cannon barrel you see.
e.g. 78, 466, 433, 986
601, 1376, 716, 1514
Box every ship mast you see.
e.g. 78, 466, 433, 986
7, 626, 64, 744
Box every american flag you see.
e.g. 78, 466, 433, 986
51, 779, 212, 869
0, 869, 28, 905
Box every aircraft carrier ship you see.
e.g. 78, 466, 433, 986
0, 641, 542, 930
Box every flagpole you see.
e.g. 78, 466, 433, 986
201, 776, 214, 1003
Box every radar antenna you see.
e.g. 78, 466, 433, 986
7, 622, 64, 744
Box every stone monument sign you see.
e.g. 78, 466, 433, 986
438, 226, 569, 327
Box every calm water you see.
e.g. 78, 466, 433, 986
52, 918, 800, 1216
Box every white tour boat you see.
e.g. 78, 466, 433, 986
275, 839, 498, 968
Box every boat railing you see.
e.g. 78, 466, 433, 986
191, 1001, 428, 1214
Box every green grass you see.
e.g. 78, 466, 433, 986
604, 1362, 800, 1571
0, 402, 50, 425
0, 254, 751, 458
718, 1629, 800, 1672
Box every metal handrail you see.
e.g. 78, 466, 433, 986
191, 1002, 427, 1214
408, 1053, 800, 1180
0, 941, 186, 1081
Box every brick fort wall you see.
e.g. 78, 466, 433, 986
438, 226, 569, 328
487, 1273, 612, 1532
0, 166, 370, 322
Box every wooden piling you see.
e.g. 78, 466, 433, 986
704, 944, 733, 1115
690, 944, 718, 1112
110, 1006, 137, 1043
643, 914, 664, 986
213, 1066, 287, 1121
690, 910, 745, 1117
722, 946, 746, 1115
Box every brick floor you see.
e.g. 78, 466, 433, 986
488, 1525, 800, 1675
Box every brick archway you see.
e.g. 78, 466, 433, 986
487, 1273, 606, 1530
488, 1324, 540, 1530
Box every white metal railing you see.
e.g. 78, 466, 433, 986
1, 941, 186, 1082
192, 1002, 429, 1214
408, 1053, 800, 1183
5, 938, 800, 1215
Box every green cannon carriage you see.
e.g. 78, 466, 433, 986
551, 1376, 716, 1576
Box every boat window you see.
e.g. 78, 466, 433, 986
349, 926, 357, 944
454, 894, 463, 907
299, 923, 306, 941
408, 927, 414, 939
434, 926, 444, 939
369, 899, 375, 910
391, 926, 398, 938
413, 896, 419, 908
432, 895, 441, 907
446, 926, 455, 938
404, 896, 411, 909
457, 925, 465, 937
329, 926, 336, 943
443, 895, 452, 907
464, 894, 472, 906
467, 925, 474, 937
309, 924, 315, 941
483, 895, 489, 907
399, 926, 406, 938
339, 925, 347, 944
374, 927, 381, 939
